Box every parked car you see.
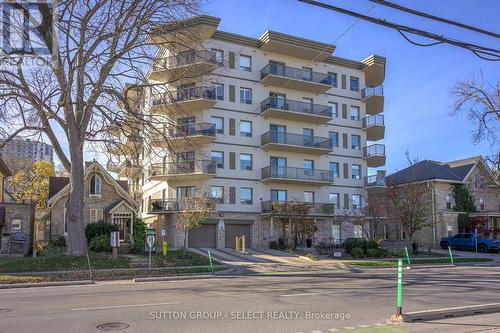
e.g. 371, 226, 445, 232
440, 233, 499, 253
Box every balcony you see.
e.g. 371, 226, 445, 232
116, 160, 142, 178
151, 123, 216, 148
107, 135, 142, 156
150, 50, 217, 82
261, 131, 332, 154
261, 166, 334, 185
106, 161, 120, 173
149, 160, 216, 181
361, 55, 386, 87
260, 96, 332, 124
148, 15, 220, 45
261, 201, 336, 216
362, 86, 384, 115
363, 144, 386, 167
148, 197, 216, 214
260, 64, 332, 94
364, 173, 387, 194
362, 115, 385, 141
150, 86, 216, 114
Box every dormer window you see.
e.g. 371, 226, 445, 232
446, 194, 452, 210
90, 174, 101, 196
479, 197, 485, 211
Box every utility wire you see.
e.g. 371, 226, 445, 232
298, 0, 500, 61
370, 0, 500, 39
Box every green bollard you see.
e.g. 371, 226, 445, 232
404, 246, 411, 268
448, 246, 454, 266
391, 259, 404, 322
207, 249, 214, 275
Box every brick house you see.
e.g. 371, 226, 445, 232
45, 161, 139, 243
373, 156, 499, 249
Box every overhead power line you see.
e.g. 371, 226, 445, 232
370, 0, 500, 39
298, 0, 500, 61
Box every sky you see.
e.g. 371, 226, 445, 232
202, 0, 500, 173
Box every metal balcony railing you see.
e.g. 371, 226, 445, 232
261, 166, 334, 183
362, 115, 384, 128
364, 174, 386, 187
149, 160, 216, 177
149, 197, 216, 213
261, 201, 336, 215
260, 96, 332, 117
261, 131, 332, 150
152, 86, 216, 106
361, 85, 384, 99
153, 50, 216, 70
363, 144, 386, 158
165, 122, 216, 138
261, 63, 332, 85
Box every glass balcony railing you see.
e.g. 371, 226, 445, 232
364, 174, 386, 187
149, 197, 216, 213
361, 85, 384, 99
363, 144, 386, 158
152, 86, 216, 107
165, 122, 215, 138
261, 201, 336, 215
153, 50, 216, 70
260, 96, 332, 118
261, 131, 332, 150
362, 115, 384, 128
261, 166, 334, 183
261, 63, 332, 85
149, 160, 216, 177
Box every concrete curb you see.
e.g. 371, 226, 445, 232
132, 267, 238, 282
0, 280, 95, 289
402, 303, 500, 322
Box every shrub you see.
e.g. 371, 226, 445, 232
343, 238, 378, 254
351, 247, 365, 258
89, 234, 111, 252
365, 248, 388, 258
132, 218, 147, 254
85, 221, 118, 243
48, 235, 66, 248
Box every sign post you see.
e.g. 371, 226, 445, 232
207, 249, 214, 274
147, 234, 155, 269
404, 246, 411, 269
448, 246, 454, 266
474, 227, 478, 253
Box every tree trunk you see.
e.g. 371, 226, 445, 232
183, 230, 187, 258
66, 141, 87, 256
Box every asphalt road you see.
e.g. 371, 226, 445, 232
0, 266, 499, 333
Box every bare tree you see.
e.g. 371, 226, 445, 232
450, 72, 499, 146
0, 1, 211, 255
362, 195, 388, 241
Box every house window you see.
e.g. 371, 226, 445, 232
211, 151, 224, 169
328, 72, 338, 87
240, 187, 253, 205
271, 189, 287, 202
10, 218, 21, 232
350, 76, 359, 91
304, 191, 314, 203
240, 120, 252, 137
212, 49, 223, 64
329, 131, 339, 147
383, 225, 389, 240
240, 87, 252, 104
214, 83, 224, 100
303, 159, 314, 175
239, 55, 252, 71
352, 164, 361, 180
351, 135, 361, 150
211, 186, 224, 204
211, 116, 224, 134
400, 229, 407, 240
350, 106, 360, 121
90, 209, 104, 223
90, 174, 101, 196
352, 194, 362, 209
353, 224, 363, 238
446, 194, 452, 210
473, 176, 478, 190
240, 153, 252, 171
480, 197, 485, 211
329, 193, 340, 209
329, 102, 338, 117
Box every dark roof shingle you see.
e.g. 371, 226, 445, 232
48, 177, 70, 199
386, 160, 465, 185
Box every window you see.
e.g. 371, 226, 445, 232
90, 209, 104, 223
240, 154, 253, 171
240, 187, 253, 205
446, 194, 453, 210
240, 87, 252, 104
271, 189, 287, 202
329, 193, 339, 209
10, 218, 21, 232
329, 131, 339, 147
351, 134, 361, 150
302, 67, 312, 81
350, 106, 360, 121
239, 55, 252, 71
352, 194, 362, 209
352, 164, 361, 180
473, 176, 478, 190
329, 162, 339, 178
328, 72, 338, 87
332, 224, 341, 244
90, 174, 101, 196
329, 102, 338, 118
304, 191, 314, 203
480, 197, 485, 211
383, 225, 389, 240
211, 116, 224, 134
400, 229, 407, 240
350, 76, 359, 91
211, 186, 224, 204
304, 159, 314, 172
240, 121, 252, 137
214, 83, 224, 100
302, 98, 313, 113
212, 49, 223, 64
353, 224, 363, 238
211, 151, 224, 168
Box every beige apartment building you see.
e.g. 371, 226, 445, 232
110, 15, 386, 249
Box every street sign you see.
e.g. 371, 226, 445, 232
160, 229, 166, 237
333, 251, 342, 258
145, 228, 156, 253
147, 235, 155, 249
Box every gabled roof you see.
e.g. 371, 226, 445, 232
48, 177, 70, 199
386, 160, 464, 185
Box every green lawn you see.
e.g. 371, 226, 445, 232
152, 250, 219, 267
346, 257, 493, 267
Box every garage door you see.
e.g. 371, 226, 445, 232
188, 224, 216, 248
225, 224, 251, 248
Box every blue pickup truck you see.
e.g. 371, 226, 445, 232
440, 233, 499, 253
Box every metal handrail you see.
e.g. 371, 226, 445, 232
361, 85, 384, 99
362, 115, 384, 127
363, 144, 386, 157
261, 63, 332, 85
260, 96, 332, 117
153, 50, 216, 69
261, 131, 332, 150
149, 160, 216, 176
151, 86, 216, 106
261, 166, 334, 183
